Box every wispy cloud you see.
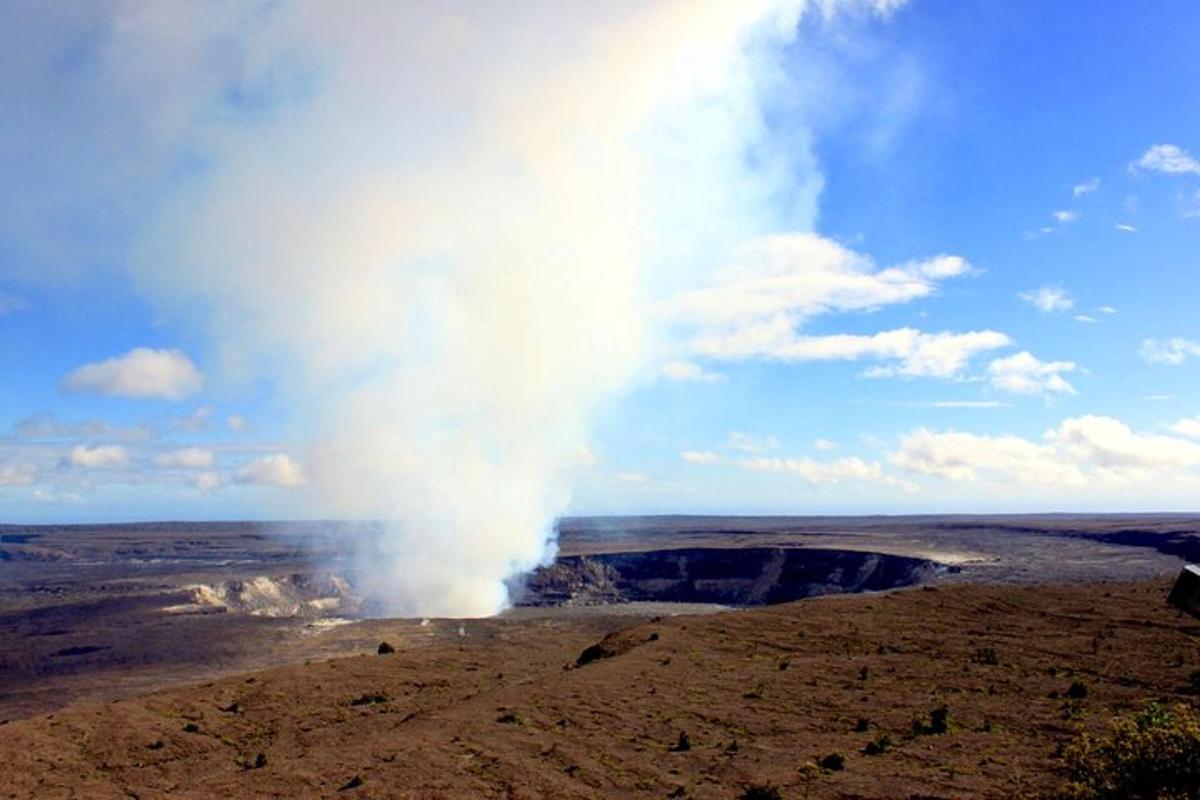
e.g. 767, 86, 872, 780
1019, 286, 1074, 314
660, 360, 725, 384
727, 432, 781, 453
1114, 223, 1138, 233
1072, 177, 1100, 198
680, 450, 722, 465
1140, 337, 1200, 365
1051, 210, 1077, 224
68, 444, 130, 469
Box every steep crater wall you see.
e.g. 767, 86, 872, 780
514, 547, 955, 607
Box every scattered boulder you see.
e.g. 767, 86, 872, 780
339, 775, 364, 791
1167, 564, 1200, 619
377, 641, 395, 655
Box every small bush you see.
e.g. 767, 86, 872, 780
1066, 680, 1089, 700
1060, 702, 1200, 800
912, 705, 952, 736
863, 733, 892, 756
739, 785, 782, 800
817, 753, 845, 771
669, 731, 691, 752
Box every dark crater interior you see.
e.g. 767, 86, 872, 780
513, 547, 954, 607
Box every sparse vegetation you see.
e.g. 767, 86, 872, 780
863, 733, 892, 755
349, 692, 389, 706
1066, 680, 1089, 700
738, 784, 782, 800
817, 752, 845, 771
912, 705, 951, 736
1059, 702, 1200, 800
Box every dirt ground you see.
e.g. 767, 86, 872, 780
1, 577, 1197, 799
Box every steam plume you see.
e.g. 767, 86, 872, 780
3, 1, 895, 615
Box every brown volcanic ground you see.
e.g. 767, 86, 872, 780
2, 516, 1200, 798
2, 578, 1199, 799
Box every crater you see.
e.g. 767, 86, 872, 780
512, 547, 955, 607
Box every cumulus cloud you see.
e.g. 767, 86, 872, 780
671, 233, 972, 333
1019, 286, 1074, 314
1140, 337, 1200, 365
660, 360, 725, 383
68, 444, 129, 468
1072, 177, 1100, 198
739, 454, 906, 487
234, 454, 305, 487
813, 438, 840, 451
1132, 143, 1200, 175
226, 414, 247, 432
1171, 417, 1200, 439
1051, 210, 1077, 223
153, 447, 215, 469
893, 415, 1200, 485
985, 351, 1078, 396
62, 348, 202, 401
681, 450, 722, 465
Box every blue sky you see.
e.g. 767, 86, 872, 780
2, 1, 1199, 524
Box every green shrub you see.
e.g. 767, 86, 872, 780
1061, 702, 1200, 800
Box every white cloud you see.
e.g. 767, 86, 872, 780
671, 234, 984, 377
62, 348, 203, 401
1074, 315, 1097, 323
893, 415, 1200, 485
893, 428, 1082, 484
813, 438, 840, 451
660, 360, 725, 383
671, 234, 973, 332
1072, 177, 1100, 198
1132, 143, 1200, 175
727, 432, 780, 453
696, 324, 1010, 380
1019, 286, 1074, 313
0, 461, 38, 486
153, 447, 215, 469
615, 472, 646, 484
1140, 337, 1200, 365
1097, 306, 1118, 315
1052, 210, 1077, 224
226, 414, 247, 432
234, 454, 305, 487
739, 455, 908, 488
681, 450, 722, 465
68, 444, 129, 468
1170, 418, 1200, 439
1114, 224, 1138, 233
986, 351, 1078, 396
